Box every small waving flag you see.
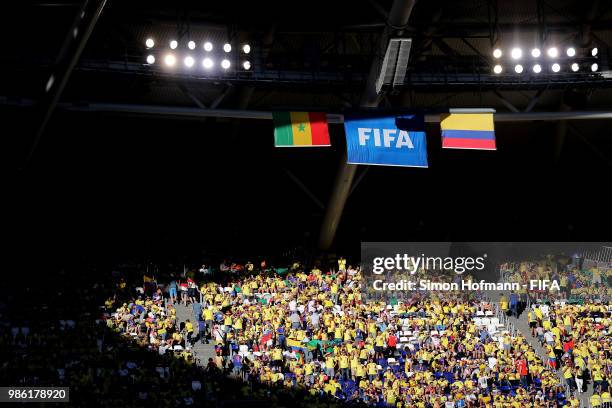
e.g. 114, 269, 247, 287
440, 112, 496, 150
273, 112, 330, 147
259, 331, 273, 345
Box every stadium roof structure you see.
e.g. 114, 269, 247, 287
5, 0, 612, 260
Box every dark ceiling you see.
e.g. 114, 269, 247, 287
4, 0, 612, 266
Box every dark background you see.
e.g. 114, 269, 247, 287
4, 0, 612, 273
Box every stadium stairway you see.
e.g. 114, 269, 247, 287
508, 312, 592, 407
174, 303, 216, 366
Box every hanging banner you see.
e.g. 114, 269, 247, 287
343, 113, 428, 167
440, 111, 496, 150
273, 112, 331, 147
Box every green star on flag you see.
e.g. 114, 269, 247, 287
272, 111, 331, 147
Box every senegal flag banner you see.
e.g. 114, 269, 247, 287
273, 112, 331, 147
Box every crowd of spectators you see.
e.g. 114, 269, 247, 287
2, 255, 610, 407
525, 302, 611, 406
500, 258, 612, 303
166, 259, 583, 407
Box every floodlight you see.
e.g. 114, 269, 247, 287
188, 41, 196, 50
571, 63, 579, 72
145, 38, 154, 48
551, 63, 561, 72
547, 47, 558, 58
532, 64, 542, 73
202, 58, 213, 69
243, 61, 251, 70
493, 48, 502, 58
164, 54, 176, 67
184, 56, 195, 68
204, 42, 213, 52
223, 43, 232, 53
221, 59, 230, 69
514, 64, 523, 73
170, 40, 178, 50
146, 55, 155, 64
242, 44, 251, 54
493, 64, 502, 74
591, 47, 598, 57
511, 48, 522, 59
566, 47, 576, 57
591, 63, 599, 72
531, 48, 541, 58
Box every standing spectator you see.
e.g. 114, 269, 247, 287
202, 307, 213, 343
510, 292, 519, 317
192, 301, 202, 323
168, 277, 178, 304
185, 319, 194, 345
187, 278, 197, 304
179, 280, 189, 305
575, 367, 585, 393
386, 331, 398, 357
338, 256, 347, 272
198, 319, 207, 344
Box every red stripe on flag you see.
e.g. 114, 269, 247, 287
260, 332, 272, 344
308, 112, 330, 146
442, 137, 496, 150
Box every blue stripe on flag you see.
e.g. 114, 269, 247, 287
441, 129, 495, 140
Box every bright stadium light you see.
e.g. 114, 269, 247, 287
493, 48, 502, 58
531, 48, 541, 58
146, 55, 155, 64
188, 41, 196, 50
242, 44, 251, 54
223, 43, 232, 53
184, 56, 195, 68
551, 63, 561, 72
221, 59, 231, 69
164, 54, 176, 67
591, 47, 598, 57
145, 38, 154, 48
514, 64, 523, 73
204, 42, 213, 52
243, 61, 251, 70
169, 40, 178, 50
591, 63, 599, 72
533, 64, 542, 73
493, 64, 502, 74
566, 47, 576, 57
511, 47, 522, 59
202, 57, 213, 69
571, 62, 579, 72
547, 47, 558, 58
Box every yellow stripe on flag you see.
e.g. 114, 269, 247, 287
286, 338, 302, 348
290, 112, 313, 145
440, 113, 494, 131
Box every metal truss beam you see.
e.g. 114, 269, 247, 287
283, 169, 325, 210
23, 0, 107, 168
7, 98, 612, 123
53, 103, 612, 123
318, 0, 417, 251
57, 60, 612, 91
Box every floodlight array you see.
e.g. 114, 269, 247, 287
143, 38, 252, 72
491, 45, 600, 75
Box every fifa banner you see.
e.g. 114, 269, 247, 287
343, 113, 428, 168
